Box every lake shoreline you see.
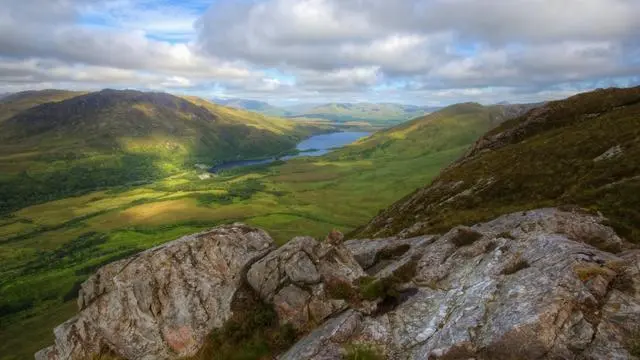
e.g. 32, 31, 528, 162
208, 131, 370, 174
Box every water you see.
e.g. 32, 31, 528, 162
209, 131, 370, 173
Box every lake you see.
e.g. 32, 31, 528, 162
209, 131, 370, 173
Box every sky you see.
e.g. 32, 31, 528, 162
0, 0, 639, 106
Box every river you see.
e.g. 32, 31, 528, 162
209, 131, 370, 173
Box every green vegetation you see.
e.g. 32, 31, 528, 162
289, 103, 437, 127
0, 98, 520, 358
0, 89, 86, 123
0, 89, 331, 214
188, 287, 298, 360
356, 87, 640, 246
343, 343, 386, 360
215, 99, 440, 128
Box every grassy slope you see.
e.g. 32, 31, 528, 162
0, 90, 86, 123
354, 86, 640, 243
0, 102, 510, 359
289, 103, 432, 127
0, 90, 329, 214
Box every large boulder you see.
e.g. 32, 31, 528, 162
246, 236, 366, 330
35, 224, 275, 360
280, 208, 640, 360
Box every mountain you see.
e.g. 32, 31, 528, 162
330, 102, 537, 160
289, 102, 441, 126
354, 86, 640, 242
212, 98, 291, 117
0, 89, 329, 214
32, 86, 640, 360
210, 98, 442, 127
0, 89, 86, 123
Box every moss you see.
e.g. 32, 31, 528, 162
358, 258, 419, 302
573, 264, 616, 282
358, 277, 386, 301
326, 279, 361, 303
343, 343, 386, 360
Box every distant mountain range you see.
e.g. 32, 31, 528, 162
212, 98, 442, 127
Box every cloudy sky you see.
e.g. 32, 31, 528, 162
1, 0, 639, 106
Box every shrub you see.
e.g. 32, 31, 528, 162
188, 287, 299, 360
326, 279, 361, 303
573, 264, 615, 282
343, 343, 385, 360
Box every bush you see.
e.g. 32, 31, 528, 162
343, 343, 385, 360
189, 287, 299, 360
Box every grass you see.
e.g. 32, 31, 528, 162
356, 86, 640, 245
0, 100, 506, 359
343, 343, 386, 360
186, 287, 298, 360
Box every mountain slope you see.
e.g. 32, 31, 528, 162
354, 86, 640, 243
0, 89, 328, 214
212, 98, 291, 117
290, 102, 438, 126
212, 99, 442, 127
330, 102, 536, 160
0, 89, 86, 123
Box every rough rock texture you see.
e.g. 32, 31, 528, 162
246, 236, 366, 330
35, 224, 275, 360
280, 209, 640, 360
37, 209, 640, 360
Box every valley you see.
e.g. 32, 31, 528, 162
1, 86, 639, 360
0, 92, 510, 359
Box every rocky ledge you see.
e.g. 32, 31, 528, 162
37, 208, 640, 360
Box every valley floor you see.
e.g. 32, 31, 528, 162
0, 145, 465, 360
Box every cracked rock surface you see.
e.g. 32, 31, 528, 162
35, 224, 275, 360
281, 208, 640, 360
36, 208, 640, 360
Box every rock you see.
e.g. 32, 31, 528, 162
36, 208, 640, 360
594, 145, 624, 162
325, 229, 345, 245
278, 310, 363, 360
36, 224, 275, 360
246, 236, 365, 331
287, 209, 640, 360
343, 235, 435, 270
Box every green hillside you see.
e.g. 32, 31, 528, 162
0, 89, 86, 123
355, 86, 640, 244
331, 103, 511, 160
212, 98, 291, 117
0, 89, 329, 214
290, 102, 437, 127
0, 96, 538, 359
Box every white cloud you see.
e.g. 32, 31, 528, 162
0, 0, 639, 105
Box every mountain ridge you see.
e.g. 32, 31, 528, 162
354, 86, 640, 242
0, 89, 330, 214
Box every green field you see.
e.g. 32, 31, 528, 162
0, 100, 508, 359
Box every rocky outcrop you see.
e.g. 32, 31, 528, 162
246, 236, 366, 330
36, 224, 275, 360
37, 209, 640, 360
280, 208, 640, 360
